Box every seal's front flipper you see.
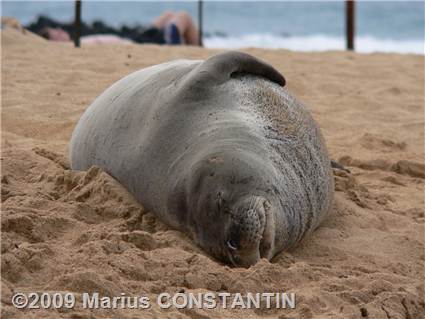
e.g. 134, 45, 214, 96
331, 160, 351, 173
183, 51, 285, 89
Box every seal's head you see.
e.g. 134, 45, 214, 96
221, 195, 271, 267
185, 152, 276, 268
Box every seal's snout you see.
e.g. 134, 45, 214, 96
225, 196, 268, 267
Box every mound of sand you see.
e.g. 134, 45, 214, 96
1, 28, 424, 318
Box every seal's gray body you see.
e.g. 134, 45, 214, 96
70, 52, 334, 266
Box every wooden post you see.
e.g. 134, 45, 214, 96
74, 0, 82, 47
198, 0, 203, 46
346, 0, 355, 51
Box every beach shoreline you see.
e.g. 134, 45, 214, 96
1, 27, 424, 318
3, 1, 424, 54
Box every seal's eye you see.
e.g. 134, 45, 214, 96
217, 192, 223, 211
217, 191, 223, 212
227, 239, 238, 251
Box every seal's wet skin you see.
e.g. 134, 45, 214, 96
70, 51, 334, 268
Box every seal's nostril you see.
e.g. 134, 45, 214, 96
227, 239, 237, 250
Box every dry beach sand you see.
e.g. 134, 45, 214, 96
1, 27, 424, 318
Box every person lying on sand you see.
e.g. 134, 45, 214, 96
28, 11, 200, 45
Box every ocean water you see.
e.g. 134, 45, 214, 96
2, 1, 424, 54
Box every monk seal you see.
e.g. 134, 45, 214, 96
70, 51, 334, 267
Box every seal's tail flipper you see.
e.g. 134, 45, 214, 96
184, 51, 285, 89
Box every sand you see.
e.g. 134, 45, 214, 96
1, 26, 424, 319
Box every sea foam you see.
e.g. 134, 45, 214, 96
203, 34, 424, 55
